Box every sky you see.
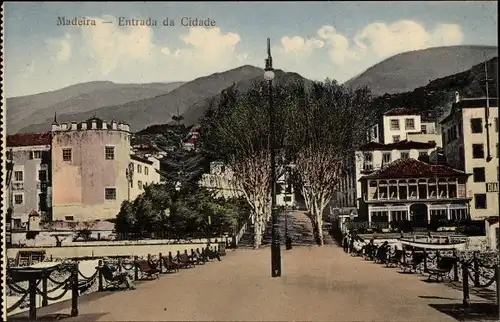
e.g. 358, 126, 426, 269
4, 1, 498, 97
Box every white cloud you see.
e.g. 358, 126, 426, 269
281, 36, 324, 55
276, 20, 464, 82
48, 33, 72, 61
79, 15, 155, 75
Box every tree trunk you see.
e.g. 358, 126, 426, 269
253, 219, 261, 249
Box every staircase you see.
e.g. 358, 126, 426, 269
262, 211, 317, 246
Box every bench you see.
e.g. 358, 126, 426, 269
98, 264, 133, 290
425, 257, 456, 282
400, 252, 426, 273
162, 256, 180, 273
386, 249, 403, 268
136, 260, 160, 279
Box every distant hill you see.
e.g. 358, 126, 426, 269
345, 45, 498, 96
21, 65, 275, 133
370, 56, 498, 122
9, 81, 184, 134
179, 70, 309, 126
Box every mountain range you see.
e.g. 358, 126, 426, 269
7, 45, 497, 134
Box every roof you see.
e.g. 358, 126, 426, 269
360, 140, 436, 151
360, 158, 468, 180
384, 108, 420, 116
131, 154, 154, 165
7, 132, 52, 147
440, 97, 498, 124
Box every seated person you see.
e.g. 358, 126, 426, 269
103, 261, 136, 290
205, 244, 221, 261
376, 241, 389, 263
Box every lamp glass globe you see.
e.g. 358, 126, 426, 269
264, 70, 275, 81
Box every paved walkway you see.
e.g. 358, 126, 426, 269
19, 246, 490, 321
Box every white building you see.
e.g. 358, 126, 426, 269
440, 95, 498, 248
6, 132, 53, 227
199, 161, 296, 207
128, 154, 162, 201
369, 108, 423, 144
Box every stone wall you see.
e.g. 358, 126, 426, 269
7, 242, 219, 259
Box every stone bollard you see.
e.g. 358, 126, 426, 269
134, 256, 139, 281
71, 262, 79, 317
452, 250, 459, 282
98, 260, 104, 292
147, 254, 151, 262
118, 259, 123, 273
473, 251, 480, 287
168, 251, 173, 261
42, 273, 49, 307
177, 250, 181, 260
423, 250, 428, 272
462, 262, 470, 307
159, 253, 163, 272
29, 277, 37, 320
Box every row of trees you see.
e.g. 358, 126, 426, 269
200, 79, 376, 247
115, 183, 249, 240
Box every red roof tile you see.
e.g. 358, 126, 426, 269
360, 140, 436, 151
7, 132, 52, 147
360, 158, 468, 180
384, 108, 420, 116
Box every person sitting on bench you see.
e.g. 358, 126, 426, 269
205, 243, 221, 261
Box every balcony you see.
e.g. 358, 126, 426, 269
361, 163, 382, 174
363, 189, 473, 203
11, 182, 24, 191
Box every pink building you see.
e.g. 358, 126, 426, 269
51, 117, 132, 221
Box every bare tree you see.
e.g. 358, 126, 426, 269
200, 81, 288, 248
286, 80, 374, 245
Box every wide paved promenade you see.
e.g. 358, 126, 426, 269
28, 246, 486, 321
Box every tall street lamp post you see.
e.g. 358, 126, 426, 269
264, 38, 282, 278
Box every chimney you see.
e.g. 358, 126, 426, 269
102, 122, 108, 130
71, 122, 78, 130
455, 91, 460, 103
111, 120, 118, 130
51, 123, 59, 132
81, 122, 87, 130
61, 123, 68, 130
91, 119, 97, 129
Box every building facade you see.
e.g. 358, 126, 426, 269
51, 118, 132, 221
6, 132, 53, 227
440, 96, 498, 221
128, 154, 162, 201
369, 108, 423, 144
359, 158, 471, 226
334, 140, 438, 217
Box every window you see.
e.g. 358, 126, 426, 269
62, 148, 72, 162
382, 153, 391, 165
405, 118, 415, 130
474, 194, 487, 209
105, 146, 115, 160
284, 196, 292, 202
419, 151, 428, 157
145, 167, 149, 175
390, 119, 400, 130
400, 152, 409, 159
473, 167, 486, 182
393, 135, 400, 143
364, 152, 373, 162
14, 171, 23, 182
65, 216, 74, 221
497, 144, 499, 158
421, 125, 427, 134
33, 151, 42, 159
105, 188, 116, 200
363, 152, 373, 170
470, 118, 483, 133
14, 194, 23, 205
138, 181, 143, 190
472, 144, 485, 159
38, 170, 47, 182
137, 164, 142, 174
495, 117, 498, 132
